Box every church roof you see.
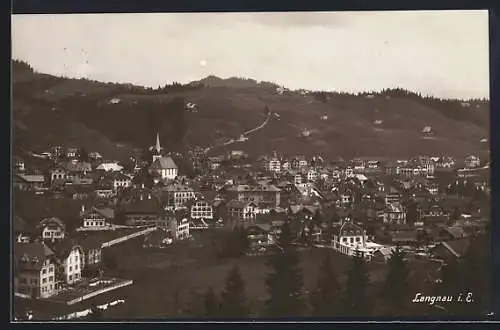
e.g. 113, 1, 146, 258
150, 156, 178, 170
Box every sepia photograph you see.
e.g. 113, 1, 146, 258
11, 10, 493, 321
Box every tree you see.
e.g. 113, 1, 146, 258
78, 147, 89, 162
237, 226, 250, 256
342, 250, 372, 316
202, 287, 220, 317
309, 253, 341, 316
265, 221, 304, 317
219, 266, 248, 317
380, 246, 411, 316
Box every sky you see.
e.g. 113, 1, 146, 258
12, 10, 490, 100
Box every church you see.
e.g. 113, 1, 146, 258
148, 132, 178, 181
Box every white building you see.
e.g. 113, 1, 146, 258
39, 218, 66, 242
465, 155, 481, 169
149, 133, 178, 180
96, 162, 124, 172
190, 200, 214, 221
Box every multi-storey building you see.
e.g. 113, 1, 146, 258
14, 242, 57, 298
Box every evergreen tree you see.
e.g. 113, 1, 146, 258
202, 287, 220, 317
78, 147, 89, 162
460, 232, 491, 316
237, 225, 250, 256
380, 246, 411, 316
309, 253, 341, 316
265, 221, 304, 317
342, 250, 372, 316
219, 266, 248, 317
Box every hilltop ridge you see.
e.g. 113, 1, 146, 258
12, 59, 490, 160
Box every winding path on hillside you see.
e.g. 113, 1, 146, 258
204, 108, 272, 153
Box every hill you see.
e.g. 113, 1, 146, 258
12, 60, 490, 161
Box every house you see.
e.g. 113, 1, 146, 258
164, 210, 190, 240
65, 184, 94, 200
112, 173, 132, 191
266, 153, 281, 174
227, 200, 258, 221
307, 169, 318, 182
382, 203, 407, 225
96, 162, 124, 172
50, 168, 67, 184
123, 195, 165, 226
62, 159, 92, 176
162, 183, 196, 209
388, 229, 418, 246
79, 205, 115, 230
14, 242, 57, 298
246, 224, 273, 250
190, 200, 214, 221
38, 218, 66, 242
464, 155, 481, 169
332, 220, 367, 256
48, 239, 84, 285
88, 152, 103, 160
207, 156, 224, 170
76, 235, 103, 271
438, 226, 468, 241
372, 248, 394, 263
431, 238, 471, 262
66, 147, 79, 159
225, 184, 281, 208
14, 157, 25, 172
14, 216, 33, 243
13, 174, 46, 192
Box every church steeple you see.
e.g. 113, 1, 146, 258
155, 132, 161, 154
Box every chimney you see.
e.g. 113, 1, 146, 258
81, 204, 85, 214
140, 194, 143, 201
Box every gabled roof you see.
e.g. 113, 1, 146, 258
16, 174, 45, 183
62, 161, 92, 172
14, 242, 54, 271
150, 156, 178, 170
76, 235, 103, 250
46, 238, 83, 261
227, 199, 258, 209
82, 207, 115, 219
39, 217, 65, 229
441, 226, 467, 239
441, 238, 471, 258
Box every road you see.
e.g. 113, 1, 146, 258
204, 108, 272, 153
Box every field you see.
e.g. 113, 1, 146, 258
100, 231, 437, 319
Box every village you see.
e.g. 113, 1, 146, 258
12, 129, 491, 320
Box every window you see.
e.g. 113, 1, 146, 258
49, 284, 53, 290
42, 268, 47, 275
75, 264, 79, 270
42, 278, 47, 284
49, 276, 54, 282
356, 237, 361, 242
69, 266, 72, 272
349, 237, 354, 244
49, 266, 54, 273
69, 275, 73, 281
30, 279, 37, 285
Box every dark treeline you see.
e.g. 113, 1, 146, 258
312, 87, 489, 129
180, 221, 493, 318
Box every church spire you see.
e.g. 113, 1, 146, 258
155, 132, 161, 154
